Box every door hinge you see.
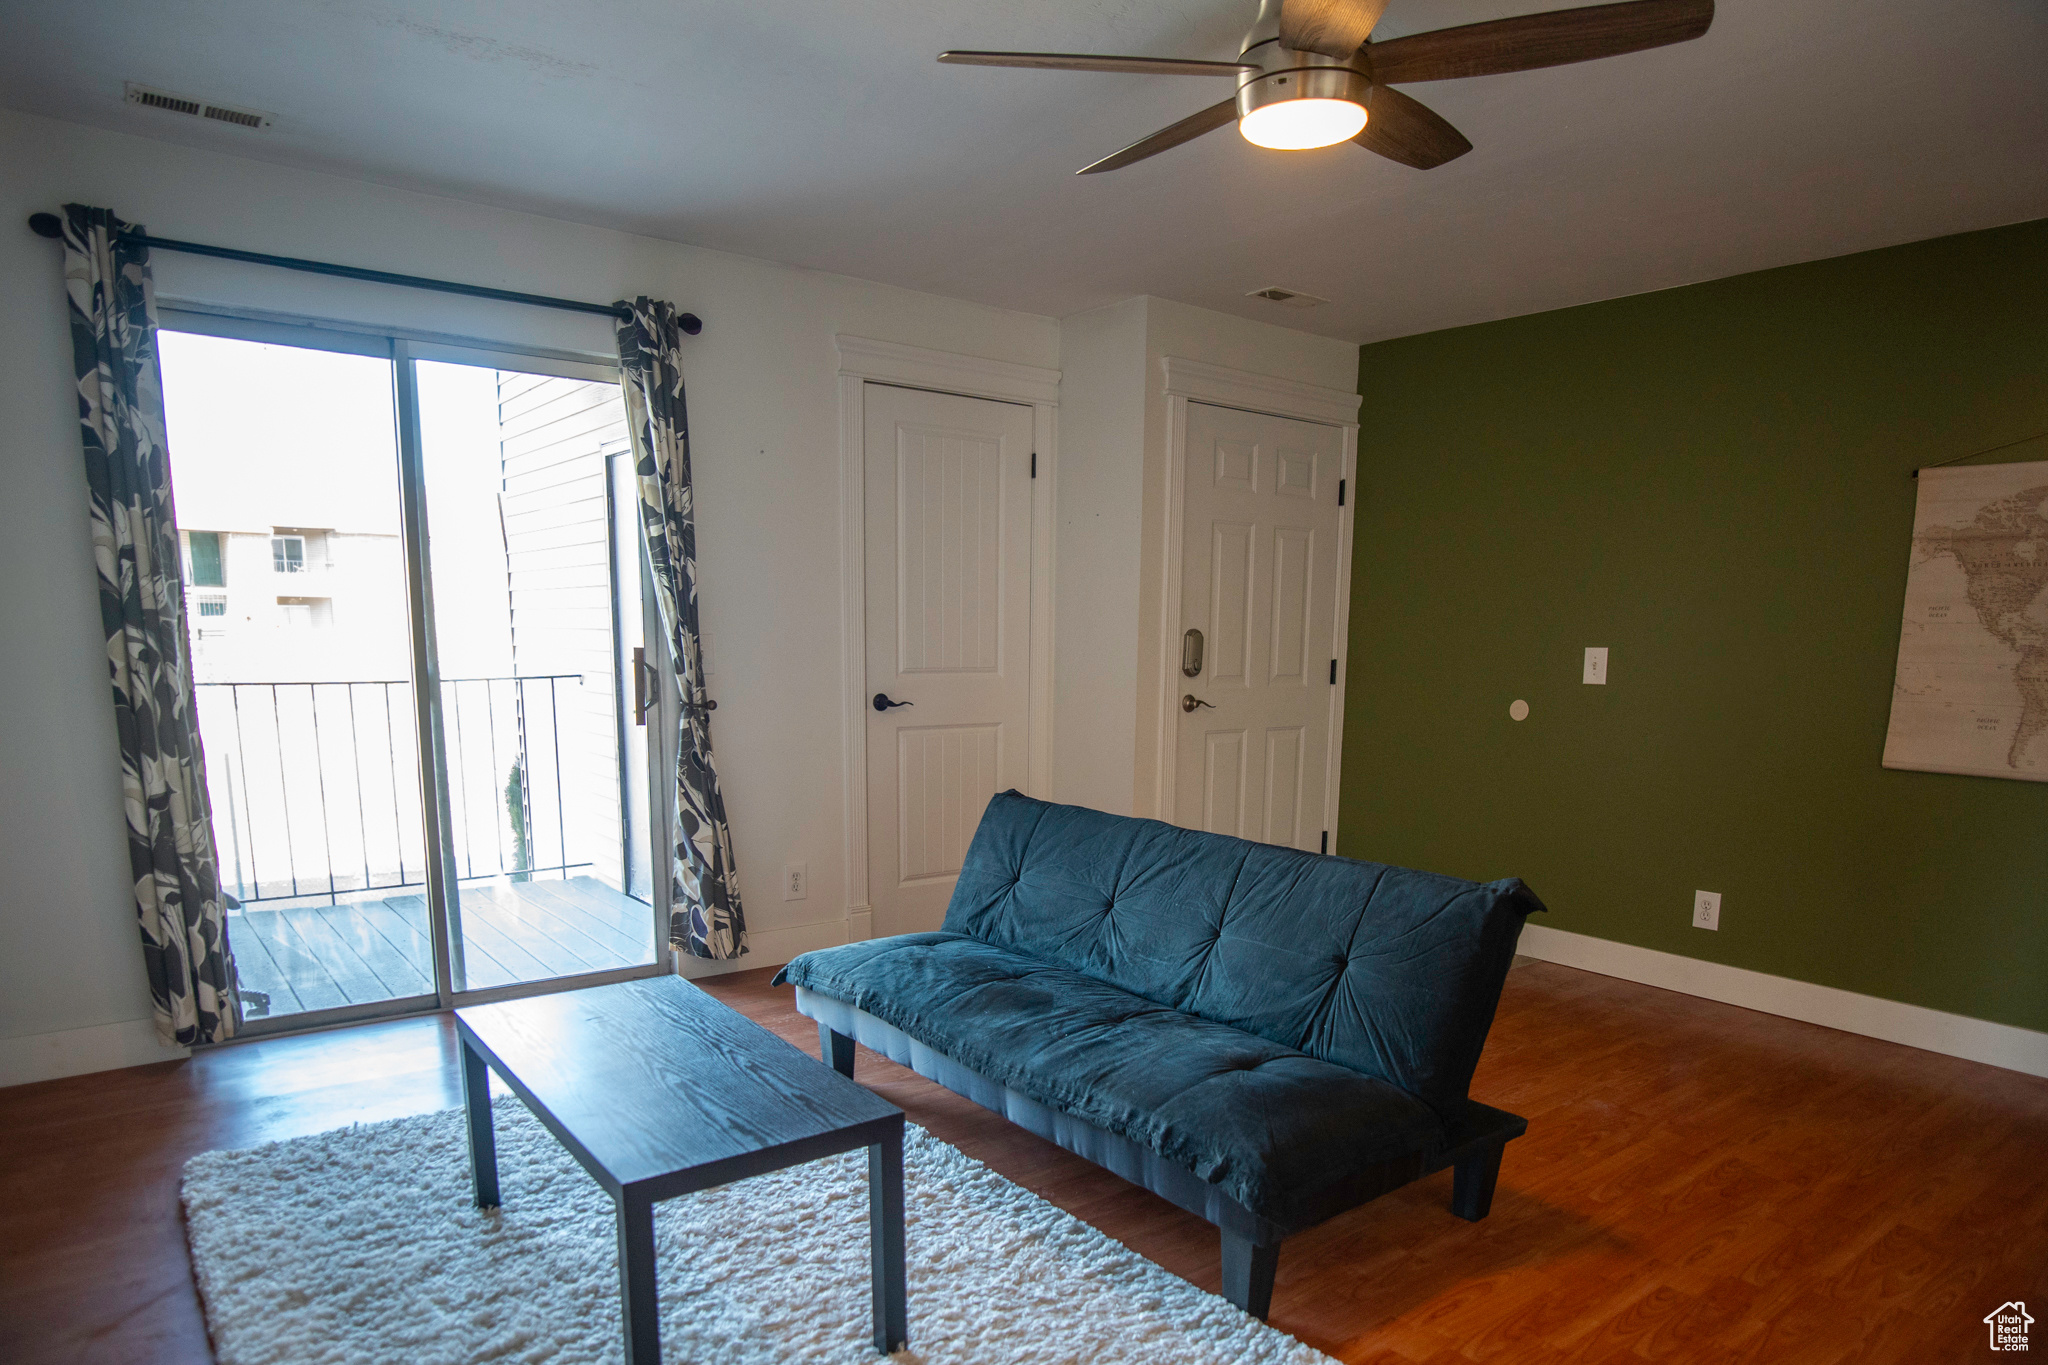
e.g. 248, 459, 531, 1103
1338, 478, 1345, 507
1320, 831, 1329, 855
1329, 658, 1338, 685
1031, 451, 1037, 478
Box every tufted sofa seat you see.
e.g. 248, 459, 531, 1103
776, 791, 1543, 1318
779, 932, 1446, 1227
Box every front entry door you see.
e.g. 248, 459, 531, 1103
864, 383, 1035, 935
1175, 401, 1345, 849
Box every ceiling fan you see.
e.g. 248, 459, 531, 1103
939, 0, 1713, 173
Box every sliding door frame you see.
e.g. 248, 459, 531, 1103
391, 339, 466, 1007
161, 305, 674, 1044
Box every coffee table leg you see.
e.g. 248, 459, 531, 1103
868, 1126, 907, 1353
617, 1189, 661, 1365
460, 1036, 499, 1209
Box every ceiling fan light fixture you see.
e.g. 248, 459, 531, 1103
1234, 62, 1372, 151
1239, 97, 1367, 150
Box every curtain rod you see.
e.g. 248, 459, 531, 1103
26, 212, 701, 335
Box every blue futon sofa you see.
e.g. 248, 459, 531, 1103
775, 791, 1542, 1318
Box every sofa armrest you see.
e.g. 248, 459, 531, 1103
1425, 1098, 1529, 1173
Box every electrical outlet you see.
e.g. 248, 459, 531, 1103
1583, 646, 1609, 685
783, 861, 808, 902
1693, 890, 1721, 931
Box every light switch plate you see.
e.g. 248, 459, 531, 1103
1584, 646, 1609, 685
1693, 890, 1721, 931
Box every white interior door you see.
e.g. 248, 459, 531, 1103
865, 383, 1035, 934
1175, 401, 1345, 849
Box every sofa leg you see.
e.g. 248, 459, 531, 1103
820, 1023, 856, 1078
1451, 1139, 1505, 1221
1219, 1230, 1280, 1320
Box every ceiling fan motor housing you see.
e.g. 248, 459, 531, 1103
1237, 0, 1371, 122
1235, 49, 1371, 122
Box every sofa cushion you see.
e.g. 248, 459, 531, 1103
939, 791, 1541, 1126
778, 932, 1446, 1225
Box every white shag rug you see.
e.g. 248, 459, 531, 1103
183, 1096, 1335, 1365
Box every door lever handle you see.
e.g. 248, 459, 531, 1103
873, 693, 914, 712
1182, 694, 1215, 713
632, 647, 652, 727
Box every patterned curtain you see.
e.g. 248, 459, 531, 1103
615, 298, 747, 959
60, 204, 238, 1044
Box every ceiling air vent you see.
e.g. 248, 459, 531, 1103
1247, 286, 1329, 309
125, 82, 274, 131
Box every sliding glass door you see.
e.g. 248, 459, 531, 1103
157, 319, 667, 1030
415, 357, 660, 991
160, 330, 435, 1018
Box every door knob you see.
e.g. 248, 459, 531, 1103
1182, 694, 1215, 713
873, 693, 914, 712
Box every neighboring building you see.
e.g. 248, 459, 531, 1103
180, 524, 410, 683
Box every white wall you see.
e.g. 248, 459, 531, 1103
0, 107, 1058, 1083
1049, 299, 1147, 814
1051, 296, 1359, 818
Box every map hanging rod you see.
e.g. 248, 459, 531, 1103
1912, 430, 2048, 478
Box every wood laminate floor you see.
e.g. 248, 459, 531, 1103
2, 961, 2042, 1364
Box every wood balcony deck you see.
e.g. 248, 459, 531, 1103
227, 876, 659, 1017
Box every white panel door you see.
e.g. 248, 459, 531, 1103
865, 384, 1035, 934
1175, 402, 1344, 849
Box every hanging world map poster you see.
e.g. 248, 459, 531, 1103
1882, 459, 2048, 782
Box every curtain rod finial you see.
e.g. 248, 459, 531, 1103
679, 312, 703, 336
28, 212, 63, 239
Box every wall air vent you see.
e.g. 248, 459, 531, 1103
1247, 286, 1329, 308
125, 82, 274, 131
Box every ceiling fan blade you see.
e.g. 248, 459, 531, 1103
1278, 0, 1391, 59
1364, 0, 1712, 85
939, 51, 1251, 77
1077, 99, 1241, 174
1353, 84, 1473, 168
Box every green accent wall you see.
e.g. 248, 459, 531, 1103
1342, 218, 2048, 1033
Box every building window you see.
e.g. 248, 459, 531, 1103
272, 535, 305, 574
197, 600, 227, 618
188, 530, 225, 587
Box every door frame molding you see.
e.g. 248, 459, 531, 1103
1151, 356, 1361, 843
834, 335, 1059, 941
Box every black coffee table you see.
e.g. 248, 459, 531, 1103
455, 976, 908, 1362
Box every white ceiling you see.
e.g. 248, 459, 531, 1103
3, 0, 2045, 343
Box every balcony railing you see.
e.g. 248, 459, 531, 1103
194, 675, 585, 906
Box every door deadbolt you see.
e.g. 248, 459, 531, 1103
1181, 628, 1204, 678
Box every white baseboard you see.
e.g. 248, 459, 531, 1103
675, 916, 854, 981
1517, 923, 2048, 1079
0, 1017, 190, 1089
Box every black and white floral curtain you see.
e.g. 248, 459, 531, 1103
61, 204, 238, 1044
615, 298, 747, 960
